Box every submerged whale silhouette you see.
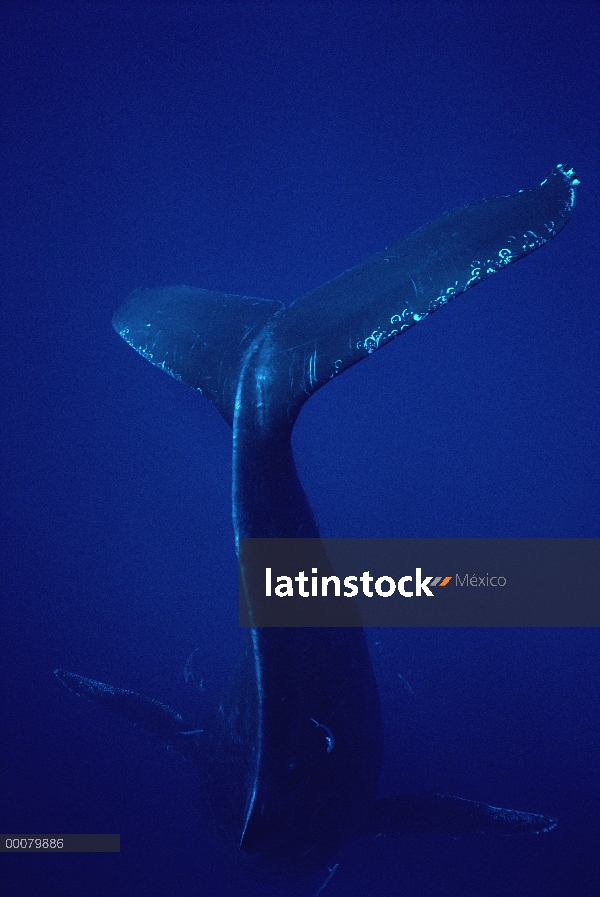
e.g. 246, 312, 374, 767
55, 165, 578, 878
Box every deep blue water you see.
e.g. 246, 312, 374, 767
1, 2, 598, 895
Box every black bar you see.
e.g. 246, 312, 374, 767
1, 835, 120, 853
239, 538, 600, 627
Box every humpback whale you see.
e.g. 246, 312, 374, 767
55, 165, 578, 879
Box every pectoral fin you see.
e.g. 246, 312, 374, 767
54, 669, 201, 760
363, 793, 557, 837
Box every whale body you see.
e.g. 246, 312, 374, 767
55, 165, 578, 877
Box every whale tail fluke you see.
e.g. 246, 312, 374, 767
113, 165, 578, 428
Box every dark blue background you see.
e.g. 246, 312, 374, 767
1, 2, 598, 895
